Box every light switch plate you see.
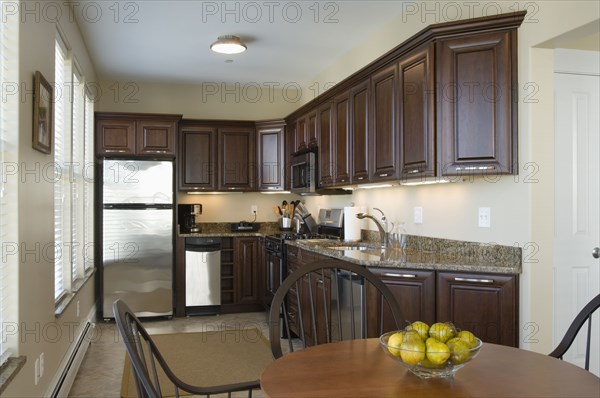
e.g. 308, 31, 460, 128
478, 207, 491, 228
414, 207, 423, 224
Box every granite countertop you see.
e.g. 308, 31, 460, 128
287, 234, 522, 274
178, 222, 280, 238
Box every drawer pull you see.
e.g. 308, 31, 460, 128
379, 173, 389, 177
384, 273, 416, 278
454, 277, 494, 284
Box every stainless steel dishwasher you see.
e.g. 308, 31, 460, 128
185, 237, 221, 315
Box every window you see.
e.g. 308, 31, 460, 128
0, 0, 19, 365
54, 36, 71, 300
54, 31, 94, 304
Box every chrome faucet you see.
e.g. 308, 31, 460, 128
356, 207, 388, 249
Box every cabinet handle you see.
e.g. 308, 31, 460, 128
379, 173, 389, 177
357, 177, 364, 180
454, 277, 494, 284
384, 273, 416, 278
317, 278, 324, 285
106, 149, 127, 153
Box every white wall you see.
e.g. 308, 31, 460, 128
3, 2, 97, 397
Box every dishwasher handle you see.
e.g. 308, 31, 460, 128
185, 244, 221, 252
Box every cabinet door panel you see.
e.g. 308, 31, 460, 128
96, 119, 136, 156
334, 92, 351, 185
437, 31, 515, 175
234, 238, 261, 305
219, 128, 256, 191
257, 124, 284, 191
351, 80, 370, 183
295, 117, 307, 151
370, 64, 399, 181
318, 103, 334, 186
437, 272, 517, 347
367, 268, 435, 336
136, 120, 176, 155
399, 44, 435, 178
179, 127, 217, 191
307, 111, 318, 148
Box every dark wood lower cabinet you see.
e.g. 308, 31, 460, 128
437, 271, 518, 347
221, 237, 264, 313
282, 249, 518, 348
366, 268, 436, 336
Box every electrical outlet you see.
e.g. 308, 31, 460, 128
414, 207, 423, 224
39, 352, 44, 378
478, 207, 491, 228
251, 205, 258, 215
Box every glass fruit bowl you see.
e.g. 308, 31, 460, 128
379, 330, 483, 379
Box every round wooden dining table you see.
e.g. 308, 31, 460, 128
260, 339, 600, 397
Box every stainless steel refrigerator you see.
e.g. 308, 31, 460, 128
101, 160, 174, 318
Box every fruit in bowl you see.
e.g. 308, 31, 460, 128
380, 321, 483, 379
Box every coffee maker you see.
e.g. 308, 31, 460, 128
178, 204, 202, 233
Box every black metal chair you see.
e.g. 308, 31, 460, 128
268, 259, 405, 359
549, 293, 600, 371
113, 299, 260, 398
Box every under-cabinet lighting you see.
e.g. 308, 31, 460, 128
260, 191, 292, 195
401, 179, 452, 186
187, 192, 244, 195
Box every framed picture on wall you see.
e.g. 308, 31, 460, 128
32, 70, 53, 154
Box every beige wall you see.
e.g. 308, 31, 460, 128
4, 2, 98, 397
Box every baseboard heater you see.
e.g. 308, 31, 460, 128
48, 321, 94, 398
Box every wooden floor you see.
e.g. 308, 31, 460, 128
68, 312, 270, 397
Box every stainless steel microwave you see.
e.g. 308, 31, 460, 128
290, 151, 316, 195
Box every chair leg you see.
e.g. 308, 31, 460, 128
585, 316, 592, 371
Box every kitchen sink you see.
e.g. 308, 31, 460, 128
327, 244, 382, 251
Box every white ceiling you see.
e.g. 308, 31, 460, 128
72, 1, 407, 86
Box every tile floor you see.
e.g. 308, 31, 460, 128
67, 312, 271, 398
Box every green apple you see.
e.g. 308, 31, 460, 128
456, 330, 478, 348
407, 321, 430, 341
428, 322, 457, 343
425, 337, 451, 366
447, 337, 471, 364
400, 338, 426, 365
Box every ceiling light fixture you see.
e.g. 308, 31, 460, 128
210, 35, 247, 54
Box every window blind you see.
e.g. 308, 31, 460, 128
54, 38, 71, 300
83, 91, 94, 271
0, 0, 19, 365
71, 70, 84, 281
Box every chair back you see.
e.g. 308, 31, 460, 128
549, 293, 600, 371
268, 259, 406, 359
113, 299, 260, 398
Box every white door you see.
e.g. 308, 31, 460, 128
554, 49, 600, 376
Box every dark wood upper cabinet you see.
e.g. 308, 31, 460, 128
334, 91, 351, 185
178, 125, 218, 191
96, 118, 136, 156
399, 43, 436, 179
136, 120, 177, 156
437, 271, 518, 347
96, 113, 180, 157
437, 30, 517, 176
307, 110, 318, 148
351, 80, 370, 184
218, 127, 256, 191
256, 121, 285, 192
370, 64, 399, 181
285, 122, 296, 190
318, 102, 334, 187
295, 117, 307, 152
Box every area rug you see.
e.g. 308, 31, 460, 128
120, 328, 273, 398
